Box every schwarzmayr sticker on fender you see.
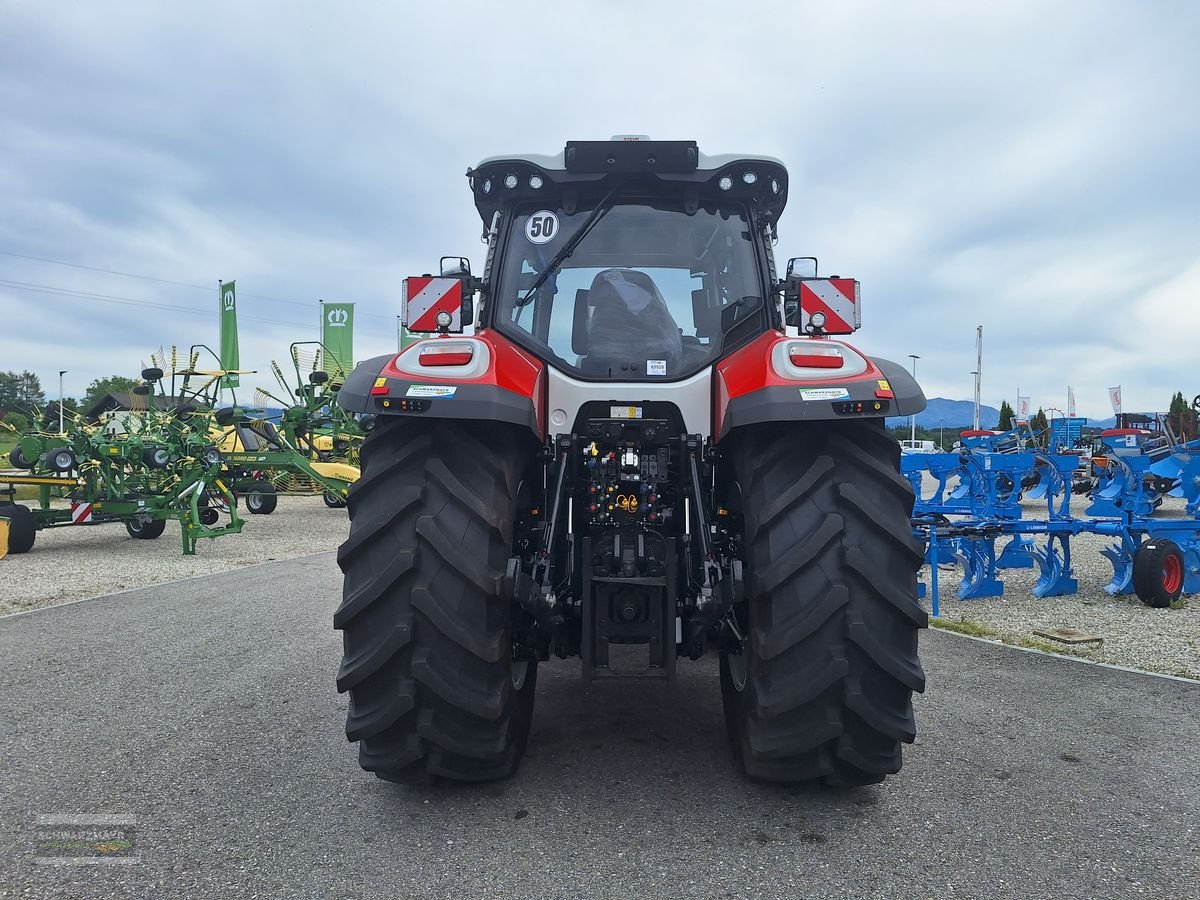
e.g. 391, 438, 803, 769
405, 385, 457, 398
799, 387, 851, 401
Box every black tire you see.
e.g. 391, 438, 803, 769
48, 448, 75, 473
720, 420, 927, 786
125, 517, 167, 540
1, 503, 36, 554
334, 417, 537, 783
323, 491, 347, 509
244, 481, 278, 515
9, 446, 32, 469
1133, 539, 1185, 608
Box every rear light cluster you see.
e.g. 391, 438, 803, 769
418, 342, 474, 367
787, 344, 844, 369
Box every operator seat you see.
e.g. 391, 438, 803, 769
580, 268, 683, 377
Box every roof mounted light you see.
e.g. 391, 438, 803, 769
718, 175, 733, 191
742, 171, 758, 185
529, 174, 544, 189
771, 178, 780, 194
504, 174, 518, 189
482, 178, 492, 194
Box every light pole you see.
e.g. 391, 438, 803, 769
58, 370, 67, 434
908, 355, 920, 443
970, 371, 979, 429
939, 418, 944, 450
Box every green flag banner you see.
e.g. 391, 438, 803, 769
219, 281, 239, 388
321, 302, 355, 380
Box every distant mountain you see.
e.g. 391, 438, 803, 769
887, 397, 1000, 430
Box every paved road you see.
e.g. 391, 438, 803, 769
1, 554, 1197, 899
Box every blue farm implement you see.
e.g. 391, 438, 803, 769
905, 426, 1200, 613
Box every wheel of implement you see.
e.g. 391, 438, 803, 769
334, 417, 537, 783
48, 448, 76, 473
323, 491, 347, 509
0, 503, 36, 553
126, 517, 167, 540
199, 507, 220, 526
1133, 539, 1185, 608
244, 480, 278, 515
9, 446, 32, 469
719, 420, 926, 786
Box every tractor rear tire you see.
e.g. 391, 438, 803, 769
126, 518, 167, 540
0, 503, 36, 554
244, 481, 278, 515
334, 417, 537, 783
1133, 539, 1185, 608
720, 420, 927, 786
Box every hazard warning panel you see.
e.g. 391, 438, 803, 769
403, 276, 465, 333
797, 277, 860, 334
70, 502, 94, 525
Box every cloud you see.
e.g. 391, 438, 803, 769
0, 0, 1197, 420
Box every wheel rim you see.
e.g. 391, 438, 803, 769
1162, 554, 1183, 594
247, 494, 262, 511
54, 451, 73, 470
511, 660, 529, 690
727, 650, 748, 692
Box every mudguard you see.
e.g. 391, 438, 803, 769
714, 333, 926, 441
336, 331, 545, 438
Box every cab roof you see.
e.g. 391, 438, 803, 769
466, 139, 789, 225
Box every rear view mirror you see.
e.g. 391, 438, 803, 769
440, 256, 472, 278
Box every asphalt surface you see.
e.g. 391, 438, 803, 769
1, 554, 1197, 899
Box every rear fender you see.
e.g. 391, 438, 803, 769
713, 332, 925, 441
336, 330, 545, 439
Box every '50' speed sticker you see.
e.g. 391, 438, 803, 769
525, 210, 559, 244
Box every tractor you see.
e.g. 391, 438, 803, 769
334, 138, 928, 786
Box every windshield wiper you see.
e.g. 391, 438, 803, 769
515, 181, 625, 308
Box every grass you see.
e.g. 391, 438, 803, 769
931, 616, 1101, 660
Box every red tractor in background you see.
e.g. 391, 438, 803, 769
334, 138, 928, 786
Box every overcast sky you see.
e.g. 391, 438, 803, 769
2, 1, 1197, 418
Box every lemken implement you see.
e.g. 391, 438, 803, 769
333, 138, 929, 786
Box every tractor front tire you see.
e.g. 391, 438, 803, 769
721, 420, 927, 786
334, 417, 537, 783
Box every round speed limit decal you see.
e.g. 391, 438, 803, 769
525, 210, 559, 244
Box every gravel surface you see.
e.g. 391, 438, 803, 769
1, 556, 1197, 899
920, 481, 1200, 679
0, 496, 348, 616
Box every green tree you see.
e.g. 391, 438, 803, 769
1029, 407, 1049, 445
1, 410, 31, 433
0, 371, 46, 413
81, 375, 141, 412
997, 399, 1016, 431
1167, 390, 1195, 441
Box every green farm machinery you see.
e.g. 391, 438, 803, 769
1, 361, 243, 555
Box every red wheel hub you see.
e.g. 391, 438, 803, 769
1161, 553, 1183, 594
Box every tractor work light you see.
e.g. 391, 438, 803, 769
504, 174, 519, 189
810, 311, 827, 329
742, 171, 757, 184
771, 178, 780, 194
435, 310, 453, 329
718, 175, 733, 191
418, 341, 475, 367
482, 178, 492, 194
529, 174, 544, 189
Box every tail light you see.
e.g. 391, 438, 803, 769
418, 342, 475, 367
788, 344, 844, 368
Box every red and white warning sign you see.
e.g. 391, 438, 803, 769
798, 277, 860, 334
403, 277, 464, 333
70, 502, 94, 524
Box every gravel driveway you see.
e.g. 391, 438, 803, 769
0, 496, 348, 616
